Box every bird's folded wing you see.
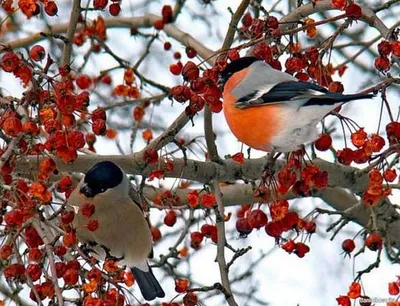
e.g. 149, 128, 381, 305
235, 81, 330, 108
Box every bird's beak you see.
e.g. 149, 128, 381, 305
80, 183, 95, 198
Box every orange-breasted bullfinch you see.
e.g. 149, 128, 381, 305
67, 161, 165, 301
219, 57, 374, 152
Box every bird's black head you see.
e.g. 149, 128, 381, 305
218, 56, 261, 89
80, 161, 124, 198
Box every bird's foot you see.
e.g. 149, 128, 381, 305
100, 244, 125, 262
261, 150, 281, 184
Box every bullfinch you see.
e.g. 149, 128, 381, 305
67, 161, 165, 301
219, 56, 374, 152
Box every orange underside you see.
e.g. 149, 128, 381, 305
223, 68, 282, 152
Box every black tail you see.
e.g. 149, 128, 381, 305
131, 266, 165, 301
306, 93, 374, 106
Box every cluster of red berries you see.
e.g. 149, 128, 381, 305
315, 128, 387, 166
235, 200, 315, 258
276, 152, 328, 196
93, 0, 121, 16
153, 5, 174, 30
375, 40, 400, 72
73, 15, 107, 46
2, 0, 58, 18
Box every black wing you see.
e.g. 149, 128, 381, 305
236, 81, 372, 108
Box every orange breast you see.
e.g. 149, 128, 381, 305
223, 68, 283, 152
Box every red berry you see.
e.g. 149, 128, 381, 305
175, 278, 189, 293
93, 0, 108, 9
45, 1, 58, 16
247, 209, 268, 229
337, 148, 354, 165
109, 3, 120, 16
61, 211, 75, 224
342, 239, 355, 254
76, 74, 92, 89
169, 62, 183, 75
314, 133, 332, 151
92, 119, 107, 135
151, 227, 162, 242
30, 45, 46, 62
162, 5, 173, 23
365, 233, 383, 251
164, 211, 177, 227
294, 242, 310, 258
153, 19, 164, 30
185, 47, 197, 58
173, 52, 181, 60
190, 232, 203, 249
1, 52, 20, 73
181, 61, 199, 81
164, 41, 172, 50
2, 117, 22, 137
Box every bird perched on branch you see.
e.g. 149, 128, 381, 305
219, 56, 374, 152
67, 161, 165, 301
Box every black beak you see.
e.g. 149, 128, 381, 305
80, 183, 95, 198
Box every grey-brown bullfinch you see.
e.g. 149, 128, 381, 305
67, 161, 165, 301
219, 56, 374, 152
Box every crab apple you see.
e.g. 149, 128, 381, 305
76, 74, 92, 89
174, 51, 181, 60
169, 61, 183, 75
182, 61, 199, 81
164, 211, 177, 227
54, 245, 67, 257
44, 1, 58, 16
365, 233, 383, 251
61, 210, 75, 224
3, 116, 22, 137
162, 5, 173, 23
109, 3, 120, 16
183, 292, 198, 306
384, 168, 397, 182
164, 41, 172, 50
342, 239, 355, 255
63, 268, 79, 286
281, 239, 296, 253
247, 209, 268, 229
153, 19, 164, 30
92, 119, 107, 135
94, 0, 108, 9
28, 248, 43, 262
236, 217, 253, 237
190, 231, 204, 249
1, 52, 20, 72
27, 263, 42, 281
314, 133, 332, 151
378, 40, 392, 56
351, 128, 367, 147
294, 242, 310, 258
337, 148, 354, 165
4, 209, 24, 227
185, 47, 197, 58
265, 221, 283, 238
30, 45, 46, 62
0, 244, 13, 260
175, 278, 189, 293
389, 282, 400, 295
374, 55, 390, 72
151, 227, 162, 242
